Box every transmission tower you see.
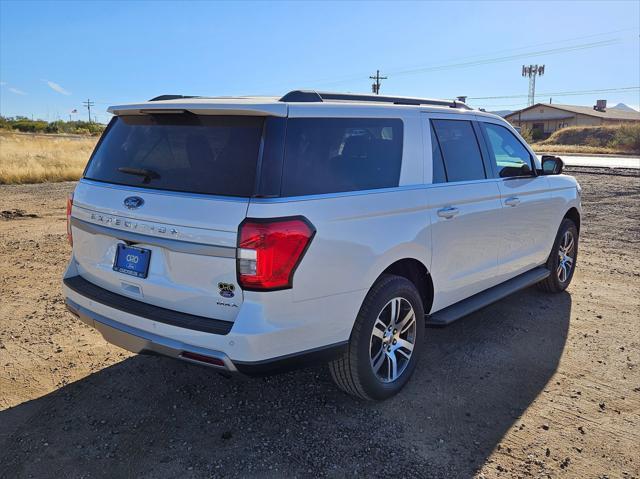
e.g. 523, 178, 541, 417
522, 65, 545, 106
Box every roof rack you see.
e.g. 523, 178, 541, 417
149, 94, 199, 102
279, 90, 472, 110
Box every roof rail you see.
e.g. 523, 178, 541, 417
279, 90, 472, 110
149, 94, 198, 102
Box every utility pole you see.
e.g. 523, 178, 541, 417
369, 70, 387, 95
83, 98, 95, 123
521, 65, 545, 106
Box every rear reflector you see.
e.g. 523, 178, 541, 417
180, 351, 226, 367
66, 192, 74, 246
237, 216, 315, 291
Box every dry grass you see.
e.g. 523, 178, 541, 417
532, 123, 640, 155
530, 143, 636, 155
0, 131, 97, 184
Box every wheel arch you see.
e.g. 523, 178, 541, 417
564, 207, 581, 233
377, 258, 434, 315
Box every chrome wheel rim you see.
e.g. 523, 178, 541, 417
369, 297, 417, 383
557, 230, 575, 283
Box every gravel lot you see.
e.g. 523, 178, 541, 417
1, 168, 639, 478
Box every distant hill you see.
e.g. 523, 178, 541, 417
610, 103, 637, 112
488, 110, 513, 117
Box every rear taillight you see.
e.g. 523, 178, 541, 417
66, 192, 73, 246
237, 217, 315, 291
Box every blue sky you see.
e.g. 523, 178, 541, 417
1, 0, 638, 123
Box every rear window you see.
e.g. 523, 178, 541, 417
280, 118, 403, 196
431, 119, 486, 182
84, 114, 264, 197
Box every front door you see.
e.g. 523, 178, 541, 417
477, 120, 555, 280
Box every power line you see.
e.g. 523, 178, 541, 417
82, 98, 95, 123
306, 29, 636, 88
384, 28, 637, 78
369, 70, 387, 95
469, 86, 640, 101
388, 39, 617, 78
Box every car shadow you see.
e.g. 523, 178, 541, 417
0, 288, 571, 478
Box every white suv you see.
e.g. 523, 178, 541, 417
63, 91, 581, 400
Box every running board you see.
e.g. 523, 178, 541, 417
426, 267, 551, 326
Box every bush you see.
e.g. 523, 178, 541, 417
0, 116, 105, 136
610, 123, 640, 152
10, 119, 49, 133
532, 128, 545, 141
519, 125, 534, 143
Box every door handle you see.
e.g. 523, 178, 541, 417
504, 197, 521, 207
437, 207, 459, 219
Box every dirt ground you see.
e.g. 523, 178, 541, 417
1, 168, 638, 479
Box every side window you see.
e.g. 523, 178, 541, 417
481, 123, 533, 178
430, 125, 447, 183
431, 119, 486, 182
281, 118, 403, 196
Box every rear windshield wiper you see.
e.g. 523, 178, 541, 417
117, 167, 161, 184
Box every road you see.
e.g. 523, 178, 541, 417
538, 153, 640, 169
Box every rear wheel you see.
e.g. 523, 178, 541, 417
329, 274, 424, 400
537, 218, 579, 293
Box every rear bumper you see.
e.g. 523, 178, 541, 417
64, 276, 348, 376
64, 275, 233, 335
65, 297, 238, 371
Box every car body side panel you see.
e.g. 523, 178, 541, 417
545, 174, 582, 238
426, 180, 503, 312
247, 187, 432, 304
494, 176, 555, 278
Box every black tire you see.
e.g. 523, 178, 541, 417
328, 274, 425, 400
537, 218, 579, 293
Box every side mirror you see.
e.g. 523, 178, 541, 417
541, 155, 564, 175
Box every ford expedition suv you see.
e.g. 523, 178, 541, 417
63, 91, 581, 400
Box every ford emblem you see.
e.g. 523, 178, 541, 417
124, 196, 144, 209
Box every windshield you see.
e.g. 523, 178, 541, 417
84, 114, 264, 197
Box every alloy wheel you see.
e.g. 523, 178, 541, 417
369, 297, 417, 383
557, 230, 575, 283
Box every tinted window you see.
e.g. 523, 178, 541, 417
481, 123, 533, 178
281, 118, 403, 196
431, 119, 486, 182
84, 114, 264, 196
430, 125, 447, 183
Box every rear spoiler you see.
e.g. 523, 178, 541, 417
107, 101, 287, 117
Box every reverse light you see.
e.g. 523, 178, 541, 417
237, 217, 315, 291
66, 192, 74, 246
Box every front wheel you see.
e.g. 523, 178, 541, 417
329, 274, 425, 400
537, 218, 579, 293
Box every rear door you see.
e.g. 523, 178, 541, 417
70, 113, 266, 322
477, 119, 555, 279
424, 115, 503, 312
